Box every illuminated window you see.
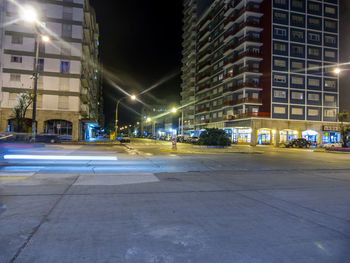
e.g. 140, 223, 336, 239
274, 106, 286, 114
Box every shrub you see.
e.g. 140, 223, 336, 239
198, 128, 231, 146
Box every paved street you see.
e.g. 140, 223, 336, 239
1, 140, 350, 263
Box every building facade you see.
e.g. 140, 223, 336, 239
181, 0, 340, 146
0, 0, 102, 141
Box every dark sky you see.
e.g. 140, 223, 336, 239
90, 1, 183, 126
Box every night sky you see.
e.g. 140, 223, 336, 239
90, 1, 183, 126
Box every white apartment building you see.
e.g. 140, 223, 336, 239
0, 0, 101, 141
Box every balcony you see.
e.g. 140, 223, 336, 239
223, 81, 260, 93
223, 97, 262, 106
224, 6, 262, 29
224, 0, 244, 17
223, 50, 262, 67
197, 107, 210, 113
197, 84, 211, 92
222, 111, 270, 120
223, 66, 261, 81
198, 119, 210, 124
197, 72, 211, 83
224, 21, 262, 42
223, 35, 261, 56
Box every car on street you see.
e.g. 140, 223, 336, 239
119, 135, 131, 143
323, 142, 342, 149
285, 138, 312, 148
29, 134, 61, 144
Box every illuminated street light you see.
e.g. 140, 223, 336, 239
131, 95, 136, 100
115, 94, 138, 137
146, 117, 152, 123
171, 108, 177, 113
20, 6, 38, 23
41, 35, 50, 42
334, 68, 341, 74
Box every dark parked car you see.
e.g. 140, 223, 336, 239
29, 134, 61, 144
119, 135, 131, 143
285, 138, 312, 148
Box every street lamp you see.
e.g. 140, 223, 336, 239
334, 67, 341, 74
115, 94, 137, 137
20, 6, 50, 141
171, 107, 184, 137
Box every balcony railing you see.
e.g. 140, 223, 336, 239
197, 107, 210, 113
224, 6, 261, 26
197, 84, 211, 92
223, 97, 262, 106
223, 81, 260, 93
224, 36, 261, 54
198, 119, 210, 124
222, 112, 270, 120
224, 21, 261, 39
223, 66, 261, 80
224, 50, 261, 66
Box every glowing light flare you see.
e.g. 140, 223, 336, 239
41, 35, 50, 42
171, 108, 177, 113
334, 68, 341, 74
4, 155, 118, 161
20, 6, 38, 23
131, 95, 136, 100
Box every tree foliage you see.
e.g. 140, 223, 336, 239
198, 128, 231, 146
11, 92, 33, 132
337, 110, 350, 147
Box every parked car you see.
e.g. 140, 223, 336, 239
323, 142, 342, 149
189, 136, 199, 144
119, 135, 131, 143
29, 134, 61, 144
285, 138, 312, 148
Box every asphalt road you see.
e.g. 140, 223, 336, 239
1, 141, 350, 263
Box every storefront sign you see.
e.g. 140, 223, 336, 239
323, 125, 340, 132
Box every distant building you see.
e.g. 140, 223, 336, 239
181, 0, 341, 146
0, 0, 102, 141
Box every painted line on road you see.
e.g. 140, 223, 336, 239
0, 177, 29, 180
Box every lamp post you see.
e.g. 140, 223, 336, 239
115, 95, 136, 138
19, 6, 49, 141
171, 107, 184, 137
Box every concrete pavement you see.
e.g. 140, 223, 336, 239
1, 142, 350, 262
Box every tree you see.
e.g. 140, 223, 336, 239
11, 92, 33, 132
337, 110, 350, 147
198, 128, 231, 146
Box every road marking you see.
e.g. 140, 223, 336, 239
74, 174, 159, 186
0, 177, 29, 180
0, 172, 34, 181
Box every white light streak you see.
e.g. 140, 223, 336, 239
4, 155, 118, 161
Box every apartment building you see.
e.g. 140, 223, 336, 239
0, 0, 102, 141
181, 0, 340, 146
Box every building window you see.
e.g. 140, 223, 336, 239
273, 74, 287, 84
291, 107, 303, 115
308, 32, 320, 42
274, 106, 286, 114
60, 61, 70, 73
325, 50, 336, 60
325, 95, 335, 103
274, 11, 288, 22
324, 109, 336, 117
308, 78, 320, 87
308, 47, 320, 57
274, 59, 286, 68
308, 109, 319, 116
308, 93, 320, 101
308, 2, 320, 13
291, 0, 305, 12
291, 14, 305, 27
324, 20, 337, 32
10, 74, 21, 82
308, 17, 321, 29
291, 60, 304, 71
325, 79, 337, 89
62, 24, 72, 38
63, 6, 73, 20
324, 35, 337, 46
11, 34, 23, 44
291, 91, 304, 100
291, 45, 304, 57
11, 56, 22, 63
274, 43, 287, 52
274, 27, 287, 37
37, 58, 44, 71
291, 76, 303, 85
274, 90, 287, 98
325, 6, 336, 17
290, 29, 305, 43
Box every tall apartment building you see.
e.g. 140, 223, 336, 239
0, 0, 102, 141
181, 0, 340, 146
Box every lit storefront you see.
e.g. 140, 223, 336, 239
322, 125, 340, 144
302, 130, 318, 145
257, 129, 272, 145
280, 130, 298, 143
232, 128, 251, 144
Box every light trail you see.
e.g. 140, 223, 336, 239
4, 155, 118, 161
